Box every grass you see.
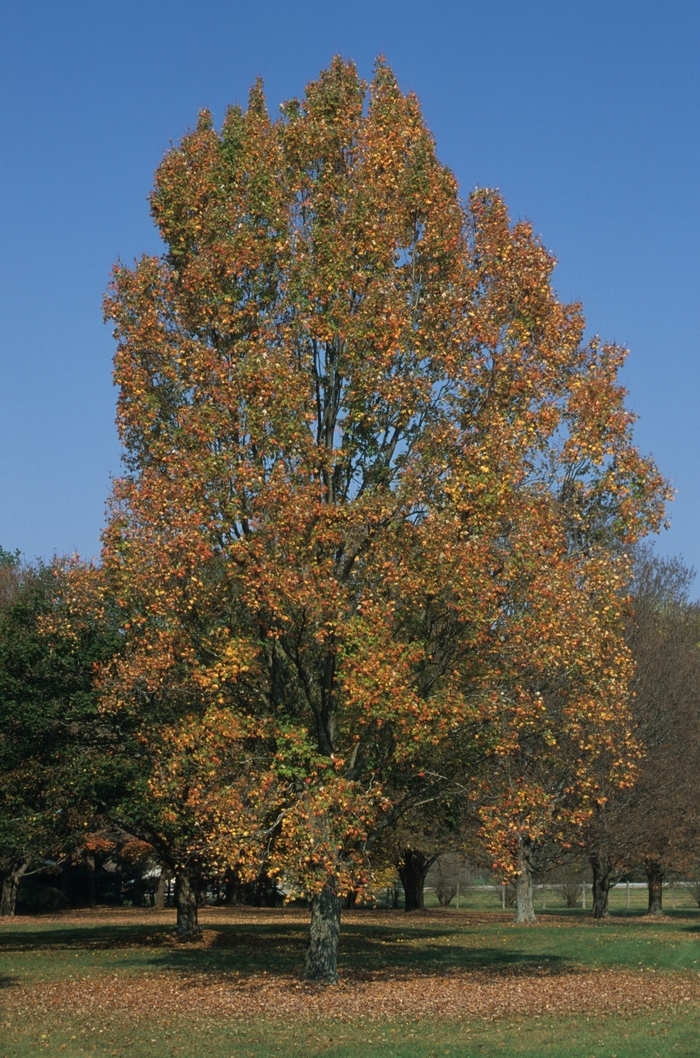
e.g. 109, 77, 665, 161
2, 904, 700, 1056
4, 1009, 700, 1058
420, 881, 700, 915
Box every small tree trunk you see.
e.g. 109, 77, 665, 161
398, 849, 435, 912
155, 870, 168, 909
590, 852, 612, 919
344, 889, 358, 910
646, 861, 665, 916
0, 862, 29, 917
223, 873, 237, 904
174, 869, 201, 938
132, 868, 144, 908
304, 883, 342, 983
85, 853, 96, 907
514, 835, 536, 924
61, 862, 73, 904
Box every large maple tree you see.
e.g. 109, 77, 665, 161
101, 57, 667, 978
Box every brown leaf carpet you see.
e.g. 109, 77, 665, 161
2, 909, 699, 1024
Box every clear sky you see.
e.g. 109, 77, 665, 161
1, 1, 698, 583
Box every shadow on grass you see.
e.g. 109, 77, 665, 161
0, 919, 570, 979
0, 923, 187, 952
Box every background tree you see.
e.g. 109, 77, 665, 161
101, 57, 667, 978
0, 559, 120, 915
427, 853, 472, 908
622, 550, 700, 915
369, 791, 476, 912
581, 549, 700, 917
454, 193, 669, 924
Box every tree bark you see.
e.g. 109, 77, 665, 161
155, 870, 168, 909
646, 860, 665, 916
85, 852, 96, 907
0, 862, 29, 917
590, 852, 612, 919
514, 835, 536, 924
174, 869, 201, 938
398, 849, 435, 912
304, 883, 342, 983
61, 862, 72, 904
132, 868, 144, 908
223, 873, 236, 904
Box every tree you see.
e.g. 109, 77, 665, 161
101, 57, 667, 977
370, 795, 473, 913
580, 549, 700, 918
0, 560, 120, 915
624, 551, 700, 916
450, 202, 669, 923
428, 853, 471, 908
469, 543, 645, 923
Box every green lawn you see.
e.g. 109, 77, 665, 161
420, 881, 700, 915
2, 906, 700, 1057
4, 1009, 700, 1058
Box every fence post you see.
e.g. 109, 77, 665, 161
502, 881, 506, 910
626, 880, 630, 910
542, 883, 546, 910
582, 882, 586, 911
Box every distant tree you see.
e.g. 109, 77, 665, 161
0, 546, 21, 567
623, 551, 700, 915
469, 544, 649, 924
370, 794, 473, 912
582, 549, 700, 918
0, 560, 121, 915
427, 852, 471, 908
0, 546, 21, 609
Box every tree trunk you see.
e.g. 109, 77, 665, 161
174, 869, 201, 938
344, 889, 358, 910
61, 862, 72, 904
223, 872, 237, 904
590, 852, 612, 919
514, 835, 536, 924
646, 861, 665, 916
85, 852, 96, 907
398, 849, 435, 912
155, 870, 168, 909
304, 883, 342, 983
0, 862, 29, 917
132, 868, 144, 908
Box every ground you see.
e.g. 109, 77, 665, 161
2, 896, 700, 1056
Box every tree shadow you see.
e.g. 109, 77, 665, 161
124, 922, 571, 979
0, 923, 183, 953
0, 918, 573, 979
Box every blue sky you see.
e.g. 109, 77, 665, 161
1, 1, 698, 584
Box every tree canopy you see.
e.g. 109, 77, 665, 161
97, 57, 668, 978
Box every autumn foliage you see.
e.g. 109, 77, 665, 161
100, 57, 668, 975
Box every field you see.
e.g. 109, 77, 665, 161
3, 900, 700, 1057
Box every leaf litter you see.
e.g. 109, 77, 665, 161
4, 966, 700, 1025
3, 908, 700, 1026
